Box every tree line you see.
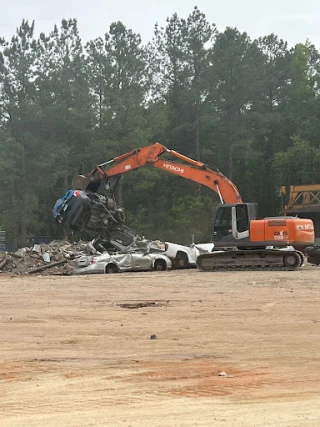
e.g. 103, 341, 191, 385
1, 7, 320, 248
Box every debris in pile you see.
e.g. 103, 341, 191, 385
0, 240, 98, 275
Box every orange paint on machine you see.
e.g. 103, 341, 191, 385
250, 217, 314, 246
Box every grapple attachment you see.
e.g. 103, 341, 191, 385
72, 174, 101, 192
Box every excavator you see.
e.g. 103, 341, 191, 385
69, 142, 314, 270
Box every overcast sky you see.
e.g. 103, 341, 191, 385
1, 0, 319, 47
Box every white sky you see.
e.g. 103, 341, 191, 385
1, 0, 319, 47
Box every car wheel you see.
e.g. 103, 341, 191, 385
154, 260, 166, 271
176, 251, 188, 269
105, 264, 118, 274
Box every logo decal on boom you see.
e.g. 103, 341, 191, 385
163, 163, 184, 174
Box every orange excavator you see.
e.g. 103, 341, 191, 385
72, 142, 314, 270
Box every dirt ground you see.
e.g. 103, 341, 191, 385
1, 266, 320, 427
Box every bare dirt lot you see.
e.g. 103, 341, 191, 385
1, 267, 320, 426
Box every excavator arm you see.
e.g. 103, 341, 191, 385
73, 142, 242, 204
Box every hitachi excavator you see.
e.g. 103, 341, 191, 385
71, 142, 314, 270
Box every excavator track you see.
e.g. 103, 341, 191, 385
196, 249, 304, 271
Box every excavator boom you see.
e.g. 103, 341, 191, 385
74, 142, 242, 204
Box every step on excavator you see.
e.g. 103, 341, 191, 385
72, 142, 314, 270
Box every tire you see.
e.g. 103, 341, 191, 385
283, 252, 301, 270
105, 264, 118, 274
154, 260, 166, 271
175, 251, 188, 269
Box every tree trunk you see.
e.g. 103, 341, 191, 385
20, 145, 27, 247
195, 100, 200, 161
228, 138, 233, 181
195, 70, 201, 162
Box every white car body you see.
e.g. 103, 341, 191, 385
73, 250, 172, 274
163, 242, 214, 268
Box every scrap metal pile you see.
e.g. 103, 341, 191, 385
0, 235, 169, 275
0, 240, 98, 275
0, 178, 170, 276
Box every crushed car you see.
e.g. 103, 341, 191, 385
73, 248, 172, 274
163, 241, 215, 268
53, 179, 128, 240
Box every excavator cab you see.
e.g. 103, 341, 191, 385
212, 203, 258, 246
